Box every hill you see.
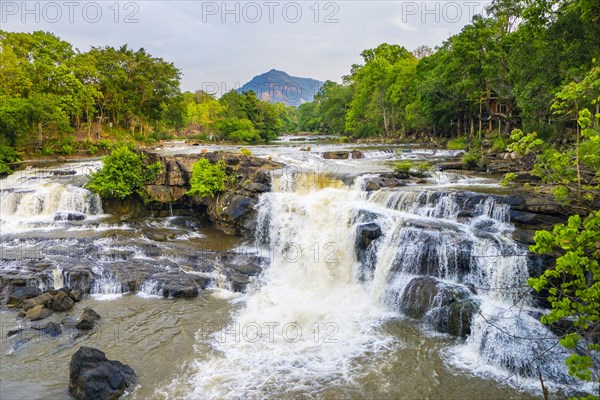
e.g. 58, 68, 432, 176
238, 69, 323, 106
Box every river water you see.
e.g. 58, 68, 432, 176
0, 140, 588, 399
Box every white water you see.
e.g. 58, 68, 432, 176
90, 266, 124, 300
171, 173, 591, 398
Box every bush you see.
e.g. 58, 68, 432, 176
240, 148, 252, 156
187, 158, 226, 198
393, 161, 413, 174
87, 146, 161, 199
447, 136, 469, 150
462, 149, 483, 168
339, 136, 350, 143
491, 135, 507, 152
413, 162, 432, 177
58, 144, 74, 155
97, 139, 113, 152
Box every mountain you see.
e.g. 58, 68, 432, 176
238, 69, 324, 107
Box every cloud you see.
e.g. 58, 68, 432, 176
1, 1, 492, 92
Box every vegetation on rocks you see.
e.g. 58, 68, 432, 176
87, 146, 161, 199
187, 158, 226, 198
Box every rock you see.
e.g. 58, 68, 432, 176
400, 277, 478, 338
509, 210, 564, 228
51, 290, 75, 312
54, 211, 86, 221
7, 286, 41, 307
242, 182, 271, 193
32, 321, 62, 337
510, 151, 520, 160
363, 177, 407, 192
25, 305, 52, 321
22, 293, 55, 311
69, 289, 82, 302
482, 139, 491, 148
355, 223, 382, 252
322, 151, 350, 160
76, 308, 101, 331
57, 156, 67, 163
222, 195, 255, 221
69, 346, 136, 400
300, 146, 311, 151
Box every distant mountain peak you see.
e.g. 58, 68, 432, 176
238, 70, 323, 107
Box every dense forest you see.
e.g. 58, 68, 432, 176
0, 30, 298, 162
299, 0, 600, 141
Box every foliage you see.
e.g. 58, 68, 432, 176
501, 172, 517, 186
462, 149, 483, 168
87, 146, 161, 199
187, 158, 226, 198
507, 129, 543, 155
0, 145, 23, 175
528, 211, 600, 393
447, 137, 470, 150
393, 161, 413, 174
240, 148, 252, 156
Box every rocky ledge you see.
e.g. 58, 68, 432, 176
103, 151, 282, 236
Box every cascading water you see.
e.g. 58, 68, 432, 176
176, 174, 591, 398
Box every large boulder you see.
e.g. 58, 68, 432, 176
400, 276, 478, 338
69, 346, 136, 400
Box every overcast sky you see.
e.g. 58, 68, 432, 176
2, 1, 492, 93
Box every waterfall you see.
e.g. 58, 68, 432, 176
0, 183, 102, 230
90, 266, 124, 300
137, 279, 164, 298
52, 265, 65, 289
181, 174, 587, 397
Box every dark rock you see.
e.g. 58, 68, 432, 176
69, 289, 82, 302
7, 286, 41, 307
7, 328, 25, 337
76, 308, 101, 331
51, 290, 75, 312
25, 305, 52, 321
355, 223, 382, 252
400, 277, 478, 338
32, 321, 62, 337
363, 177, 407, 191
226, 263, 263, 277
242, 182, 271, 193
222, 196, 255, 221
509, 210, 564, 228
22, 293, 55, 311
69, 346, 136, 400
155, 273, 199, 298
54, 211, 86, 221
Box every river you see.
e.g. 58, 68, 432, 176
0, 139, 587, 399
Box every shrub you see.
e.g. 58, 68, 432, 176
462, 149, 483, 168
413, 162, 432, 177
240, 148, 252, 156
58, 144, 74, 155
339, 136, 350, 143
447, 136, 469, 150
88, 145, 98, 155
393, 161, 413, 174
97, 139, 113, 151
187, 158, 226, 198
87, 146, 161, 199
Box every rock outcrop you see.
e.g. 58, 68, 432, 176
127, 151, 283, 235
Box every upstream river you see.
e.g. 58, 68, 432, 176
0, 139, 586, 399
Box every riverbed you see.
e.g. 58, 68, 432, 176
0, 140, 582, 399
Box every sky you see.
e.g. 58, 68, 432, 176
1, 1, 493, 94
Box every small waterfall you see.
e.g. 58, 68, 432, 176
90, 266, 124, 300
0, 183, 102, 229
137, 279, 164, 298
52, 265, 65, 289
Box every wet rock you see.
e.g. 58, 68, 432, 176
32, 321, 62, 337
69, 346, 136, 400
7, 328, 25, 337
76, 308, 101, 331
355, 223, 382, 252
7, 286, 41, 307
54, 211, 86, 221
155, 273, 199, 298
25, 305, 52, 321
509, 210, 564, 228
64, 268, 94, 294
363, 177, 407, 192
400, 277, 478, 338
227, 271, 251, 293
22, 293, 55, 311
51, 290, 75, 312
69, 289, 82, 302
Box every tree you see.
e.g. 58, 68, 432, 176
528, 211, 600, 397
